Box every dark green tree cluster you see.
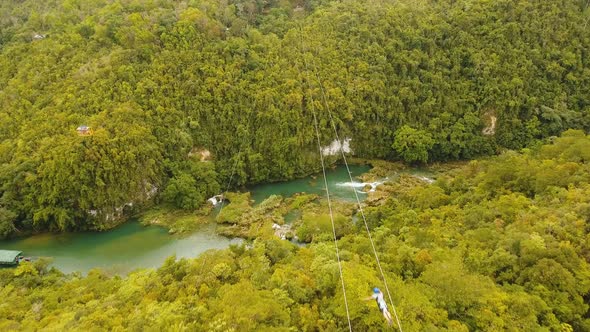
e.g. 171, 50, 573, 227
1, 0, 589, 236
1, 131, 590, 330
392, 125, 434, 164
162, 158, 220, 210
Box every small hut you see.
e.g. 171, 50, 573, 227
0, 250, 22, 265
76, 125, 93, 136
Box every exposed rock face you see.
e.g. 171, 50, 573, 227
482, 111, 497, 136
188, 147, 212, 161
88, 182, 157, 229
272, 223, 293, 240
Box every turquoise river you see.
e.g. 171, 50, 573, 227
0, 164, 375, 274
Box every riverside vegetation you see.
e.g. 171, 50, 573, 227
1, 130, 590, 330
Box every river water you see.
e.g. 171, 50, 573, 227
249, 164, 371, 203
0, 164, 374, 274
0, 222, 240, 275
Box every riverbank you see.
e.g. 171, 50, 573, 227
209, 160, 460, 241
0, 220, 240, 275
4, 131, 590, 331
125, 160, 455, 240
0, 164, 373, 273
138, 204, 214, 235
0, 160, 459, 274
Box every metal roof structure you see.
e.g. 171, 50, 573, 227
0, 250, 22, 265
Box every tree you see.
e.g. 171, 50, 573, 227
0, 207, 16, 238
162, 173, 203, 210
392, 125, 434, 164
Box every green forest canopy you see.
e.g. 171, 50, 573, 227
1, 130, 590, 330
0, 0, 589, 235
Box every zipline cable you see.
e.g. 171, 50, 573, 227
218, 147, 241, 212
298, 26, 353, 332
310, 59, 404, 332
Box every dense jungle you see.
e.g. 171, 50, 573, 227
1, 0, 590, 330
1, 0, 589, 235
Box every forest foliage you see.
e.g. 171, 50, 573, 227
0, 0, 589, 235
1, 131, 590, 331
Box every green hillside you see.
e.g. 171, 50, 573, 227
2, 130, 590, 330
0, 0, 589, 230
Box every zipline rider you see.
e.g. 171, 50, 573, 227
366, 287, 393, 326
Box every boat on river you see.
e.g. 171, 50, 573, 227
0, 250, 30, 266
